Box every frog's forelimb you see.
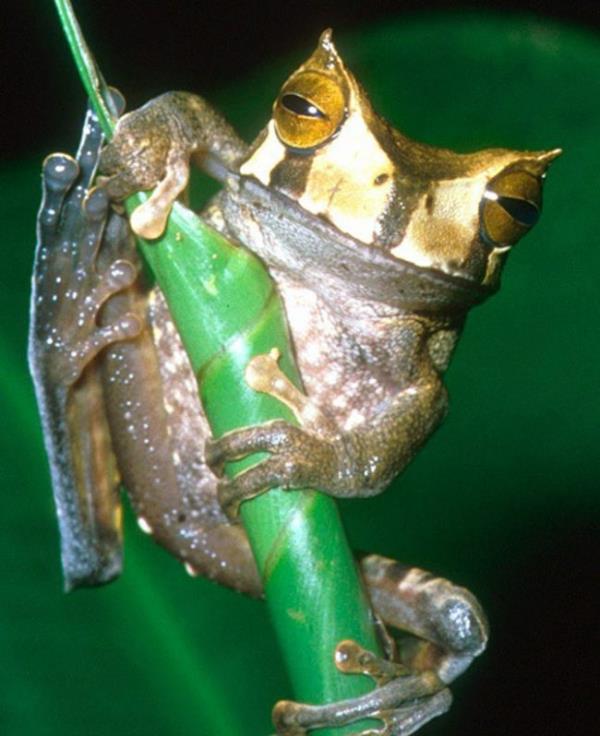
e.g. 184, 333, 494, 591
99, 91, 246, 238
205, 354, 447, 516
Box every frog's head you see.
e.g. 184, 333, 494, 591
240, 30, 560, 291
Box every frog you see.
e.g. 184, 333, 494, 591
29, 31, 559, 736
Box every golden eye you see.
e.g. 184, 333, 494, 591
273, 71, 346, 149
481, 170, 542, 247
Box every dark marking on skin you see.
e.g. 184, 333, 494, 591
381, 560, 414, 584
425, 192, 435, 214
376, 171, 428, 250
269, 153, 312, 199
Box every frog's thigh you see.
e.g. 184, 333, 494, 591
360, 554, 489, 684
99, 284, 262, 597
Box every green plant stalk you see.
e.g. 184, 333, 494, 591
53, 1, 382, 732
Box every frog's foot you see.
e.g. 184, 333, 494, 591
99, 99, 193, 239
205, 349, 352, 516
31, 119, 142, 388
272, 640, 452, 736
206, 418, 343, 516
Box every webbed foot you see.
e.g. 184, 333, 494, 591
30, 106, 142, 389
272, 640, 452, 736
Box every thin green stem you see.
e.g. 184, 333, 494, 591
53, 0, 116, 134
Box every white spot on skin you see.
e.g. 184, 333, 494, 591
332, 395, 348, 409
284, 289, 319, 334
164, 360, 178, 375
325, 369, 340, 386
302, 404, 323, 424
273, 377, 287, 392
344, 409, 365, 430
137, 517, 153, 534
184, 562, 199, 577
301, 339, 323, 367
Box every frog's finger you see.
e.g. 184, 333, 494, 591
95, 204, 139, 278
216, 449, 335, 518
128, 148, 190, 238
99, 170, 139, 201
58, 105, 110, 235
383, 690, 452, 736
205, 420, 304, 466
75, 86, 127, 186
216, 457, 294, 518
37, 107, 105, 252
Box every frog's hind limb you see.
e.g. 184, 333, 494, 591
359, 555, 489, 684
29, 108, 141, 590
272, 554, 488, 735
273, 664, 451, 736
31, 106, 261, 596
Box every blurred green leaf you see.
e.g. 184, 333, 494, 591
2, 10, 599, 736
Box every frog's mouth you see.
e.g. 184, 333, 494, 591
227, 173, 496, 314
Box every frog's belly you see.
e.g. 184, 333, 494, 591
278, 282, 405, 432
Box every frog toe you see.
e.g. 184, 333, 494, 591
41, 152, 79, 197
378, 688, 452, 736
216, 455, 297, 518
39, 106, 105, 241
98, 169, 138, 201
74, 106, 106, 183
129, 148, 191, 238
274, 689, 451, 736
272, 661, 450, 736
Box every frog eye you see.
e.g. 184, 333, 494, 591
480, 169, 543, 247
274, 71, 346, 150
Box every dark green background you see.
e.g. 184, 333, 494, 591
1, 11, 598, 736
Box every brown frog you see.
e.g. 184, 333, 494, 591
29, 31, 559, 735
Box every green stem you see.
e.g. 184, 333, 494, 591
52, 2, 382, 732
